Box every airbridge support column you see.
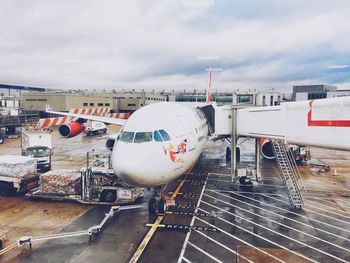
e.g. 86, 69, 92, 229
231, 107, 237, 182
255, 138, 261, 182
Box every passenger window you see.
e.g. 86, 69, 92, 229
154, 131, 163, 142
120, 132, 135, 143
159, 130, 170, 141
134, 132, 153, 143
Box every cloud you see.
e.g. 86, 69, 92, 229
328, 65, 350, 69
0, 0, 349, 92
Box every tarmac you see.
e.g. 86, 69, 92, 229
0, 128, 350, 263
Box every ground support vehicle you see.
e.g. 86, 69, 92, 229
28, 167, 142, 205
21, 130, 52, 172
84, 121, 107, 136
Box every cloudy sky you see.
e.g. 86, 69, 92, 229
0, 0, 350, 92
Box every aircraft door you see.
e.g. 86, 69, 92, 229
177, 115, 195, 151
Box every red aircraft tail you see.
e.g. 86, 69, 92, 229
206, 68, 212, 104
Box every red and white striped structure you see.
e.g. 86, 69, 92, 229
103, 112, 130, 119
68, 107, 110, 115
35, 108, 130, 129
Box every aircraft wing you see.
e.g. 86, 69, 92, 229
46, 106, 126, 126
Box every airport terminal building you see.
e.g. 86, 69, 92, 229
21, 91, 175, 113
292, 84, 350, 101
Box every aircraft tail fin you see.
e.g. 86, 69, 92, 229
206, 68, 212, 104
205, 67, 221, 104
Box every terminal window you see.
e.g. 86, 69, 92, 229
105, 103, 110, 106
83, 102, 88, 106
89, 103, 94, 106
128, 103, 136, 107
237, 95, 253, 104
98, 103, 104, 106
308, 93, 327, 100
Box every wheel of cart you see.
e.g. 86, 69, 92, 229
0, 182, 16, 197
100, 189, 117, 203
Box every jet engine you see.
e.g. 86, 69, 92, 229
260, 138, 275, 160
58, 122, 85, 138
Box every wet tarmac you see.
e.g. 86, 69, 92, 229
1, 131, 350, 263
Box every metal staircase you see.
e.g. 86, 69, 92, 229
272, 140, 306, 208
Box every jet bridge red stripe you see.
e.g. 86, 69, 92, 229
307, 100, 350, 127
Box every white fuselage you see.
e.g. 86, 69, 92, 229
111, 102, 209, 186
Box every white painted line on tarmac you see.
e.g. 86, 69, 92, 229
208, 190, 287, 197
196, 211, 295, 263
262, 177, 282, 181
280, 194, 350, 219
203, 193, 350, 255
335, 199, 350, 208
188, 241, 223, 263
194, 230, 254, 263
177, 178, 208, 263
195, 217, 288, 263
265, 193, 350, 218
260, 176, 281, 179
202, 200, 348, 263
207, 179, 231, 183
259, 193, 350, 226
206, 190, 350, 243
229, 191, 350, 235
303, 197, 350, 215
181, 257, 192, 263
306, 196, 350, 207
259, 183, 285, 188
300, 196, 350, 210
208, 172, 231, 177
335, 198, 350, 204
207, 180, 284, 187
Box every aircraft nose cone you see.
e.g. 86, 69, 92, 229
112, 143, 168, 186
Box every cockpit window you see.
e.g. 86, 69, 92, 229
134, 132, 153, 143
120, 132, 135, 143
159, 130, 171, 141
153, 131, 163, 142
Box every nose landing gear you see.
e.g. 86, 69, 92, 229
148, 187, 174, 215
148, 197, 166, 215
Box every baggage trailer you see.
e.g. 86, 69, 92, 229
28, 167, 142, 205
0, 155, 39, 196
0, 174, 39, 196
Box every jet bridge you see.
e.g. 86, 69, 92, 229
213, 97, 350, 207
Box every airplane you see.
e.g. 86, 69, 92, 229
47, 101, 211, 214
46, 71, 350, 214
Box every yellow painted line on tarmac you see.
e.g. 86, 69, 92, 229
129, 215, 165, 263
0, 242, 18, 256
171, 179, 186, 199
129, 174, 189, 263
